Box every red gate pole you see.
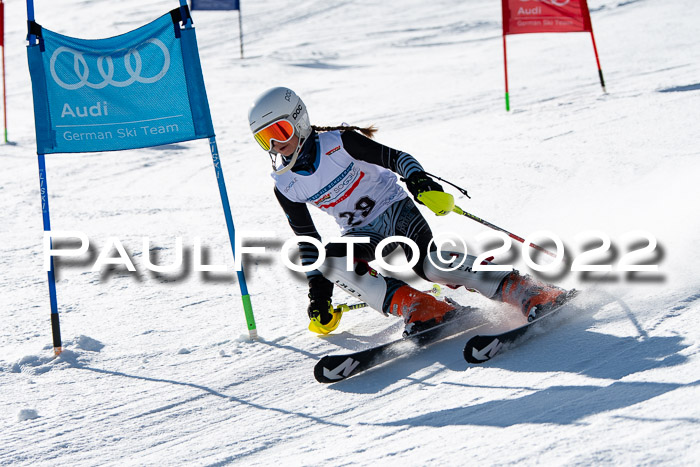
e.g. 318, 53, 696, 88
589, 29, 606, 93
503, 33, 510, 111
581, 0, 606, 93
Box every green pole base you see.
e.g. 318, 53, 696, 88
241, 294, 258, 340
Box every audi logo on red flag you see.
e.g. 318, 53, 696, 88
503, 0, 592, 35
499, 0, 605, 111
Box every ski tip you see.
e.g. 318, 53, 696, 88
314, 356, 332, 383
314, 355, 362, 383
463, 335, 501, 364
314, 356, 351, 384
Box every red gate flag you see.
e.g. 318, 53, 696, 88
1, 1, 4, 47
502, 0, 592, 35
500, 0, 604, 111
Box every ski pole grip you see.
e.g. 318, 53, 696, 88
334, 304, 352, 313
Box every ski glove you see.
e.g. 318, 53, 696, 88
404, 171, 444, 203
404, 171, 455, 216
307, 276, 334, 325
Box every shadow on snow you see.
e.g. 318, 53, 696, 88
376, 379, 700, 428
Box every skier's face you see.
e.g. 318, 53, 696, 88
272, 134, 299, 157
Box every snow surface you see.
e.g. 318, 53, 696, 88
2, 0, 700, 464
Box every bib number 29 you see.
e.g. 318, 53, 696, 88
339, 196, 376, 227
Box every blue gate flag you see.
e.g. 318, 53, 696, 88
27, 11, 214, 154
26, 4, 257, 351
191, 0, 240, 10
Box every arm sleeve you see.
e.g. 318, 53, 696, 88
274, 187, 324, 281
341, 129, 425, 179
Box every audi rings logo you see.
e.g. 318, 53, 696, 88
49, 38, 170, 90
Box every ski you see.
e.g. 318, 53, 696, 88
463, 290, 579, 364
314, 308, 485, 383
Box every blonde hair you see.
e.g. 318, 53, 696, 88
311, 125, 377, 139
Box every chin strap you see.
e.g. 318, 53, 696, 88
271, 137, 305, 175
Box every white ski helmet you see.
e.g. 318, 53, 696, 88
248, 87, 311, 175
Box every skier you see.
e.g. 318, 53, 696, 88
248, 87, 567, 335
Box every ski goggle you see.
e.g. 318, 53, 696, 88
253, 119, 295, 151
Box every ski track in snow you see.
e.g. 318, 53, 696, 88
1, 0, 700, 465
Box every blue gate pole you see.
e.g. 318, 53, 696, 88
209, 137, 258, 340
181, 0, 257, 339
38, 155, 62, 356
178, 0, 192, 26
27, 0, 62, 356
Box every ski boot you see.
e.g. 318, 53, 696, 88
387, 285, 457, 336
497, 271, 567, 321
